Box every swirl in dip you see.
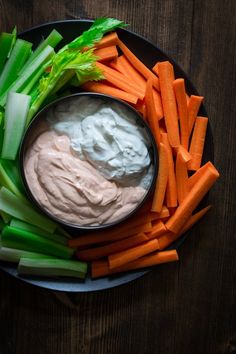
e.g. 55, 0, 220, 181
24, 96, 154, 226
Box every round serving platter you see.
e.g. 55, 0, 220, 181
0, 20, 214, 292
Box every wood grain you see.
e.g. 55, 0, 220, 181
0, 1, 235, 353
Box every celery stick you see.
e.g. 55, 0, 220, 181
1, 92, 31, 160
19, 29, 63, 75
21, 64, 46, 95
0, 210, 11, 223
1, 225, 74, 259
0, 32, 15, 74
18, 257, 87, 279
0, 45, 54, 107
56, 225, 72, 239
0, 161, 28, 202
0, 159, 25, 194
0, 187, 56, 233
0, 112, 4, 153
10, 219, 67, 245
0, 218, 5, 230
0, 246, 53, 263
0, 39, 32, 96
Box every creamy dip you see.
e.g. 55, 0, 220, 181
48, 96, 151, 187
24, 131, 146, 226
24, 96, 154, 226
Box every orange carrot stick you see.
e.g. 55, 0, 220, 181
76, 233, 148, 261
151, 142, 168, 212
173, 78, 189, 149
95, 32, 119, 49
188, 161, 215, 189
165, 164, 219, 233
108, 239, 159, 269
176, 150, 189, 204
146, 220, 167, 239
158, 205, 212, 250
91, 250, 179, 278
152, 88, 164, 119
94, 46, 118, 62
188, 95, 204, 135
174, 145, 192, 163
161, 133, 178, 208
82, 81, 139, 104
68, 221, 153, 249
96, 62, 145, 100
157, 61, 180, 147
145, 78, 161, 145
118, 39, 160, 91
187, 116, 208, 171
152, 62, 159, 76
116, 55, 147, 89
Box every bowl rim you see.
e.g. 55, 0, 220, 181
19, 92, 158, 231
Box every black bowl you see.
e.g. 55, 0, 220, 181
20, 92, 158, 231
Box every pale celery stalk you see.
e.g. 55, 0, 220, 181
0, 187, 56, 233
10, 219, 67, 245
18, 257, 87, 279
0, 39, 32, 96
0, 245, 53, 263
1, 92, 31, 160
0, 45, 54, 106
19, 29, 62, 75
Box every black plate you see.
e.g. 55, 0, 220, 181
0, 20, 213, 292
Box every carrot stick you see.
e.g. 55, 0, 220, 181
187, 116, 208, 171
150, 207, 170, 220
94, 46, 118, 62
158, 61, 180, 147
95, 32, 119, 49
173, 78, 189, 149
91, 250, 179, 278
151, 142, 168, 212
165, 164, 219, 233
158, 205, 212, 250
76, 233, 148, 261
68, 221, 153, 249
82, 81, 139, 104
108, 239, 159, 269
146, 220, 167, 240
188, 161, 215, 189
152, 62, 159, 76
176, 150, 189, 204
96, 62, 145, 100
174, 145, 192, 163
152, 88, 164, 119
161, 133, 178, 208
145, 78, 161, 145
118, 39, 160, 91
115, 55, 147, 89
188, 95, 204, 135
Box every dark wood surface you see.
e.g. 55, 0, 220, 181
0, 1, 235, 353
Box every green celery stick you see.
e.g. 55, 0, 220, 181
0, 160, 28, 203
0, 187, 56, 233
0, 39, 32, 96
0, 45, 54, 106
10, 219, 67, 245
0, 246, 53, 263
0, 210, 11, 223
1, 225, 74, 259
19, 29, 63, 75
1, 92, 31, 160
0, 218, 5, 230
0, 32, 15, 74
0, 159, 25, 194
0, 112, 4, 153
56, 225, 72, 239
18, 257, 87, 279
20, 64, 46, 95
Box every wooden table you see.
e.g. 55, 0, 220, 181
0, 1, 235, 353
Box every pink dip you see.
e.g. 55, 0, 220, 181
24, 130, 146, 226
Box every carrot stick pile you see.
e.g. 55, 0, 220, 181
73, 32, 220, 278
